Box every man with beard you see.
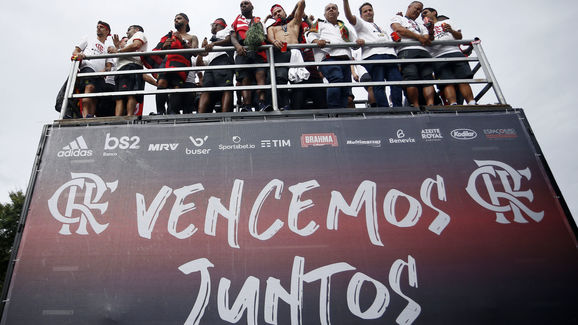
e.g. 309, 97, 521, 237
306, 3, 355, 108
343, 0, 403, 107
390, 1, 435, 107
109, 25, 148, 116
72, 21, 115, 118
156, 13, 198, 115
231, 0, 270, 112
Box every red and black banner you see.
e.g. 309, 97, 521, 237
2, 111, 577, 324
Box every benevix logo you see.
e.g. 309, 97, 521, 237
261, 139, 291, 148
48, 173, 118, 235
186, 136, 211, 155
148, 143, 179, 151
421, 129, 443, 141
466, 160, 544, 224
389, 129, 416, 144
57, 136, 93, 158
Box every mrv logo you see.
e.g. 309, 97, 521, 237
149, 143, 179, 151
104, 133, 140, 150
48, 173, 118, 235
466, 160, 544, 224
57, 136, 93, 158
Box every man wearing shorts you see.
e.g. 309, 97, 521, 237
231, 0, 270, 111
72, 21, 115, 117
198, 18, 235, 113
421, 7, 476, 105
391, 1, 435, 107
110, 25, 148, 116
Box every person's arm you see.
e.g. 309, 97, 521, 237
342, 0, 357, 26
114, 39, 143, 53
444, 24, 462, 40
293, 0, 306, 23
267, 27, 284, 49
391, 22, 431, 46
143, 74, 157, 87
230, 31, 246, 56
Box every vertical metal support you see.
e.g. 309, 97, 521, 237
473, 41, 507, 105
59, 60, 81, 119
267, 46, 279, 110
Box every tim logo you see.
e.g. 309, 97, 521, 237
466, 160, 544, 224
48, 173, 118, 235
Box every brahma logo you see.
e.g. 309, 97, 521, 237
48, 173, 118, 235
451, 129, 477, 140
300, 133, 338, 147
57, 136, 93, 158
466, 160, 544, 224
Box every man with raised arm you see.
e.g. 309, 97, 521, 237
390, 1, 435, 107
72, 21, 115, 118
155, 13, 198, 115
109, 25, 148, 116
231, 0, 270, 112
267, 0, 306, 110
421, 7, 476, 105
342, 1, 403, 107
306, 3, 355, 108
197, 18, 235, 113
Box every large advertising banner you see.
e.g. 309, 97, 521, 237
2, 112, 577, 324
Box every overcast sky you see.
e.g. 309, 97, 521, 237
0, 0, 576, 226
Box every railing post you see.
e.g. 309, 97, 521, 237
473, 41, 507, 105
59, 60, 81, 119
267, 46, 279, 110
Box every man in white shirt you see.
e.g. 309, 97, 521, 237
306, 3, 355, 108
343, 0, 403, 107
421, 8, 476, 105
72, 21, 115, 117
109, 25, 148, 116
391, 1, 435, 107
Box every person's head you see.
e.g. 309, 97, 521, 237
270, 4, 287, 21
359, 3, 374, 22
96, 21, 111, 37
420, 7, 437, 22
211, 18, 227, 34
119, 36, 128, 48
324, 3, 339, 23
240, 0, 254, 17
175, 13, 190, 32
127, 25, 144, 38
405, 1, 423, 20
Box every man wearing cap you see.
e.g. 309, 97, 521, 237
266, 1, 306, 110
342, 1, 403, 107
72, 21, 115, 118
390, 1, 435, 107
109, 25, 148, 116
231, 0, 270, 112
421, 7, 476, 105
197, 18, 235, 113
306, 3, 356, 108
156, 13, 198, 115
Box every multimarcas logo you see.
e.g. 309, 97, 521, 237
57, 136, 93, 158
300, 133, 338, 147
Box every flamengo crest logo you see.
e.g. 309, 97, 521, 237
466, 160, 544, 224
48, 173, 118, 235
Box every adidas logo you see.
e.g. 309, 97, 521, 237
57, 136, 93, 158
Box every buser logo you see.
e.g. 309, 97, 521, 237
57, 136, 93, 158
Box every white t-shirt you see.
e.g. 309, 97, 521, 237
306, 20, 356, 61
428, 19, 462, 57
117, 31, 148, 69
390, 16, 428, 53
76, 36, 114, 72
352, 19, 395, 58
204, 27, 232, 65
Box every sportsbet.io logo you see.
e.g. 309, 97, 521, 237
57, 136, 93, 158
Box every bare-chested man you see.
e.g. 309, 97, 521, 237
267, 0, 306, 110
156, 13, 198, 115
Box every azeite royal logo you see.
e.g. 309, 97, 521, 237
421, 129, 443, 141
57, 136, 93, 158
451, 129, 477, 140
48, 173, 118, 235
300, 133, 338, 147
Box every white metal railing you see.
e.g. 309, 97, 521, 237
59, 39, 506, 119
